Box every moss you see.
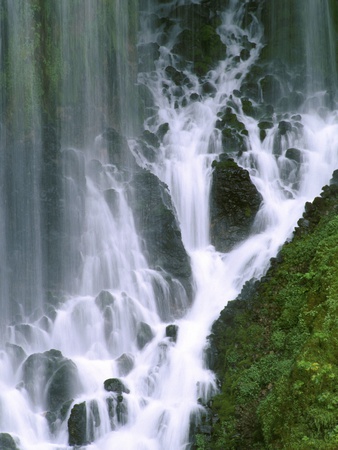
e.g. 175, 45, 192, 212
211, 158, 238, 170
207, 184, 338, 449
172, 13, 226, 77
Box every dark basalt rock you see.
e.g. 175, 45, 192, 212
138, 42, 160, 72
0, 433, 20, 450
285, 147, 302, 163
240, 48, 250, 61
166, 324, 179, 342
216, 107, 248, 154
171, 15, 227, 77
22, 349, 81, 415
260, 74, 283, 104
165, 66, 187, 86
68, 402, 87, 446
129, 168, 193, 317
95, 290, 115, 311
210, 157, 262, 252
101, 127, 136, 171
136, 321, 154, 349
116, 353, 134, 376
104, 378, 130, 394
68, 400, 101, 446
278, 120, 292, 135
5, 342, 26, 370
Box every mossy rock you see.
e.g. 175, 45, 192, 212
207, 183, 338, 449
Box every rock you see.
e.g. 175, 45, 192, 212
0, 433, 19, 450
172, 21, 226, 76
101, 127, 136, 170
260, 74, 283, 104
165, 66, 187, 86
241, 98, 257, 118
240, 48, 250, 61
330, 169, 338, 186
68, 402, 87, 446
116, 353, 134, 376
202, 81, 217, 95
157, 122, 169, 139
22, 349, 81, 413
104, 188, 119, 212
129, 168, 193, 318
5, 342, 26, 370
104, 378, 130, 394
138, 42, 160, 71
136, 322, 154, 349
165, 324, 179, 342
285, 147, 302, 163
278, 120, 292, 135
95, 290, 115, 311
210, 158, 262, 252
258, 120, 274, 130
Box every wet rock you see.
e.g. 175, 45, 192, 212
241, 98, 257, 118
136, 321, 154, 349
95, 290, 115, 311
240, 80, 260, 102
330, 169, 338, 186
202, 81, 217, 95
210, 157, 262, 252
104, 188, 119, 212
165, 66, 187, 86
258, 120, 274, 130
0, 433, 19, 450
278, 120, 292, 135
104, 378, 130, 394
166, 324, 179, 343
190, 93, 201, 102
68, 401, 87, 446
142, 130, 160, 148
129, 168, 193, 317
138, 42, 160, 72
285, 147, 302, 163
116, 353, 134, 376
101, 127, 136, 171
22, 349, 81, 413
157, 122, 169, 139
240, 48, 250, 61
260, 74, 283, 104
5, 342, 26, 370
172, 22, 226, 76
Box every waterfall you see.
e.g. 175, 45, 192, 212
0, 1, 337, 449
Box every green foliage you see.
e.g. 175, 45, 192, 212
208, 185, 338, 449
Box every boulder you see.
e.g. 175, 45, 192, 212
116, 353, 134, 376
136, 322, 154, 350
22, 349, 81, 413
129, 168, 193, 317
210, 158, 262, 252
101, 127, 136, 171
68, 402, 87, 446
165, 324, 179, 343
104, 378, 130, 394
285, 147, 302, 163
0, 433, 19, 450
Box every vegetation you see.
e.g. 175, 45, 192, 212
207, 183, 338, 449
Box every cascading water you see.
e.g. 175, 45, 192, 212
0, 1, 338, 449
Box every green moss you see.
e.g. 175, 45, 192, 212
172, 15, 226, 76
208, 184, 338, 449
211, 158, 238, 170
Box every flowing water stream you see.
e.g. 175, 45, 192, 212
0, 1, 338, 449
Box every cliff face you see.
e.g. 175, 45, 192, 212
206, 180, 338, 449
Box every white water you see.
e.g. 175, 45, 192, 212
1, 1, 338, 449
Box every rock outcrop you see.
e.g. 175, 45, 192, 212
210, 157, 262, 252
